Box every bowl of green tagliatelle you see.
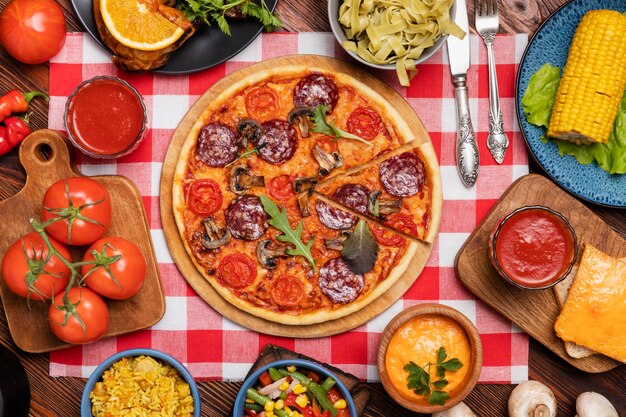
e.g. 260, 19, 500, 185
328, 0, 464, 86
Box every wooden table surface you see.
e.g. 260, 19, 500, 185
0, 0, 624, 416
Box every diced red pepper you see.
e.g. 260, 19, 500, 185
285, 393, 315, 417
259, 370, 273, 387
320, 411, 330, 417
307, 370, 321, 383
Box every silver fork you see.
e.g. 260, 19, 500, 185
476, 0, 509, 164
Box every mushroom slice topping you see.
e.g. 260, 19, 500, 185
324, 232, 349, 251
297, 191, 311, 217
229, 165, 265, 195
257, 239, 290, 269
237, 118, 262, 146
312, 144, 344, 176
288, 107, 315, 137
201, 218, 232, 250
368, 190, 402, 218
293, 176, 318, 194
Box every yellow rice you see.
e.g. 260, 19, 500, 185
90, 355, 194, 417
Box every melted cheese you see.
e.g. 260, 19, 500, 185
554, 243, 626, 363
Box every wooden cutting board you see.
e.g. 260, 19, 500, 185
455, 174, 623, 372
0, 130, 165, 353
159, 55, 440, 337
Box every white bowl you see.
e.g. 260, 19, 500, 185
327, 0, 457, 70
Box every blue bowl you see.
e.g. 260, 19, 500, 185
233, 359, 358, 417
80, 348, 200, 417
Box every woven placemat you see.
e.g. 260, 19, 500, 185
235, 344, 371, 416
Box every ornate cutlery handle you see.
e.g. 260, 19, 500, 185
452, 75, 479, 188
484, 35, 509, 164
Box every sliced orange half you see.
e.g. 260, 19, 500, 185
100, 0, 185, 51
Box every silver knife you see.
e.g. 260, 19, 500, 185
446, 0, 479, 188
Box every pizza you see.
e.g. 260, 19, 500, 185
172, 65, 441, 325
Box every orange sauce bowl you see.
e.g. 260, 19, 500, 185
65, 76, 148, 159
377, 303, 482, 414
489, 205, 577, 290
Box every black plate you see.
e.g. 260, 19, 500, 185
0, 345, 30, 417
70, 0, 278, 74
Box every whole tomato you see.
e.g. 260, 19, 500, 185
0, 0, 66, 65
42, 177, 112, 246
82, 237, 147, 300
1, 232, 70, 301
48, 286, 109, 344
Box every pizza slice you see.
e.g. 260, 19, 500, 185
315, 141, 442, 243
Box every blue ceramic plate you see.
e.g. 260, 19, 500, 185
515, 0, 626, 208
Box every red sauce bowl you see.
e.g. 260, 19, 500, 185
65, 76, 147, 159
489, 206, 577, 290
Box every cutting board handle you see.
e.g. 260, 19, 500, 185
18, 130, 78, 191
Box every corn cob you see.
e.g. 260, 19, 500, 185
547, 10, 626, 145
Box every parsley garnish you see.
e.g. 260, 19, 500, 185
311, 105, 373, 147
260, 195, 316, 272
404, 347, 463, 406
179, 0, 282, 36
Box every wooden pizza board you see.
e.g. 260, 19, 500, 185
159, 55, 440, 337
0, 130, 165, 352
455, 173, 623, 372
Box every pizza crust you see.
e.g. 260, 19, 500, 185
172, 65, 440, 325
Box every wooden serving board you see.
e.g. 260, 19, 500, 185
0, 130, 165, 353
160, 55, 439, 337
455, 174, 623, 372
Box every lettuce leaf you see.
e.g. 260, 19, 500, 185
521, 63, 626, 174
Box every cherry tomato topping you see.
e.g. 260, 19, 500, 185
386, 213, 418, 237
187, 179, 223, 216
271, 275, 304, 307
245, 86, 279, 120
371, 224, 406, 247
347, 107, 382, 141
315, 136, 339, 153
217, 253, 257, 289
267, 175, 296, 202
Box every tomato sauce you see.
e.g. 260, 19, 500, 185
66, 77, 146, 157
492, 207, 576, 288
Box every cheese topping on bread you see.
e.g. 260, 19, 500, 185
554, 243, 626, 363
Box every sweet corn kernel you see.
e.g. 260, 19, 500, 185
333, 399, 347, 409
264, 400, 275, 412
279, 381, 290, 391
295, 394, 308, 408
275, 399, 285, 410
292, 384, 307, 394
245, 398, 254, 403
289, 412, 302, 417
266, 412, 275, 417
287, 365, 297, 372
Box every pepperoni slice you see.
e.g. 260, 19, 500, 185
187, 179, 223, 216
318, 258, 364, 304
271, 275, 305, 307
217, 253, 257, 289
347, 107, 382, 141
379, 152, 426, 197
267, 175, 296, 202
196, 123, 240, 167
245, 86, 279, 120
332, 184, 369, 215
293, 73, 339, 112
225, 195, 268, 240
258, 119, 297, 165
315, 199, 356, 230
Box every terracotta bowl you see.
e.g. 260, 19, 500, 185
377, 303, 482, 414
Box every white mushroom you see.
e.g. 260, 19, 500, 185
575, 392, 618, 417
432, 402, 476, 417
508, 381, 557, 417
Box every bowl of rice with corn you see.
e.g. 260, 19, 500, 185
80, 348, 200, 417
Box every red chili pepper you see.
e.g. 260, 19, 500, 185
285, 393, 315, 417
0, 116, 31, 156
0, 90, 47, 122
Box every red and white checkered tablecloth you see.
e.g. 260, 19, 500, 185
47, 32, 529, 383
